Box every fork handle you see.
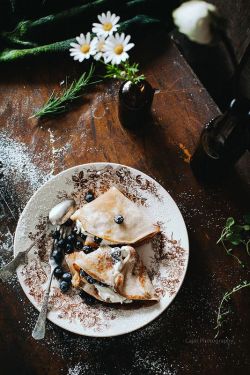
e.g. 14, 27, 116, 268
32, 268, 55, 340
0, 227, 48, 282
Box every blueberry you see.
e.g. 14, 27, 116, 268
67, 234, 76, 243
80, 233, 87, 241
86, 275, 95, 284
65, 242, 74, 254
52, 230, 60, 240
60, 280, 70, 293
52, 249, 64, 264
85, 191, 95, 203
94, 236, 102, 244
76, 240, 83, 250
62, 272, 72, 282
114, 215, 124, 224
64, 218, 73, 226
79, 269, 88, 278
79, 290, 96, 305
79, 269, 95, 284
111, 248, 121, 261
57, 239, 66, 249
83, 245, 94, 254
54, 266, 64, 279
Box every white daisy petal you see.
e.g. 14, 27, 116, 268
113, 16, 120, 24
124, 43, 135, 52
70, 42, 80, 48
124, 35, 131, 44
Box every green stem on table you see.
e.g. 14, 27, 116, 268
31, 64, 99, 119
0, 15, 160, 62
1, 0, 156, 48
1, 0, 109, 46
214, 281, 250, 338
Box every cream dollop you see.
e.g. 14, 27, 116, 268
49, 199, 76, 225
95, 284, 131, 304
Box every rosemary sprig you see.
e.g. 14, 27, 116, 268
214, 280, 250, 338
217, 215, 250, 268
104, 61, 145, 84
31, 64, 99, 119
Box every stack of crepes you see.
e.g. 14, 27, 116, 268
66, 186, 160, 304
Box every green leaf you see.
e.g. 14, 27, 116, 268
226, 217, 235, 228
244, 214, 250, 224
242, 225, 250, 231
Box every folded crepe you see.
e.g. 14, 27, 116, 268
65, 245, 158, 303
71, 186, 160, 246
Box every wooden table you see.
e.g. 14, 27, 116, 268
0, 34, 249, 375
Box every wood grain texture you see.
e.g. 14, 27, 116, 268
0, 35, 249, 375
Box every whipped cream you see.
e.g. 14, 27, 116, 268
75, 220, 115, 245
95, 284, 131, 304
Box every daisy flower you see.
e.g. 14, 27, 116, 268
92, 11, 120, 37
69, 32, 96, 62
104, 33, 134, 65
92, 36, 107, 61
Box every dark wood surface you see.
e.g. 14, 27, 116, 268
0, 35, 249, 375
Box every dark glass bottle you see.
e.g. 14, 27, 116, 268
190, 97, 250, 180
118, 80, 154, 129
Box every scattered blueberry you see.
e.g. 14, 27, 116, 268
79, 290, 96, 305
114, 215, 124, 224
85, 191, 95, 203
94, 236, 102, 244
79, 269, 95, 284
52, 249, 64, 264
52, 230, 60, 240
57, 239, 66, 249
64, 218, 73, 226
83, 245, 94, 254
67, 234, 76, 243
97, 280, 108, 287
65, 242, 74, 254
62, 272, 72, 282
79, 269, 88, 278
86, 275, 95, 284
54, 266, 64, 279
76, 240, 83, 250
80, 233, 87, 241
60, 280, 70, 293
111, 248, 121, 261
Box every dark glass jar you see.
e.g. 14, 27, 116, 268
118, 80, 154, 129
190, 97, 250, 180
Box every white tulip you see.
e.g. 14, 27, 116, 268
172, 1, 218, 45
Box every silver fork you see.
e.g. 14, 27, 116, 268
32, 226, 67, 340
0, 227, 48, 282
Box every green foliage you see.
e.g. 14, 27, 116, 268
214, 280, 250, 338
217, 215, 250, 267
215, 214, 250, 338
31, 64, 99, 119
104, 61, 145, 84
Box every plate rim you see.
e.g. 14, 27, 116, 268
14, 162, 189, 337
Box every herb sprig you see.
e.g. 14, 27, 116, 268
31, 64, 99, 119
104, 61, 145, 84
214, 280, 250, 338
217, 215, 250, 267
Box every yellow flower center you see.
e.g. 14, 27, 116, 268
81, 44, 90, 53
103, 22, 113, 31
114, 44, 124, 55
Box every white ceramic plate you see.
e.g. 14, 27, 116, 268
14, 163, 189, 337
